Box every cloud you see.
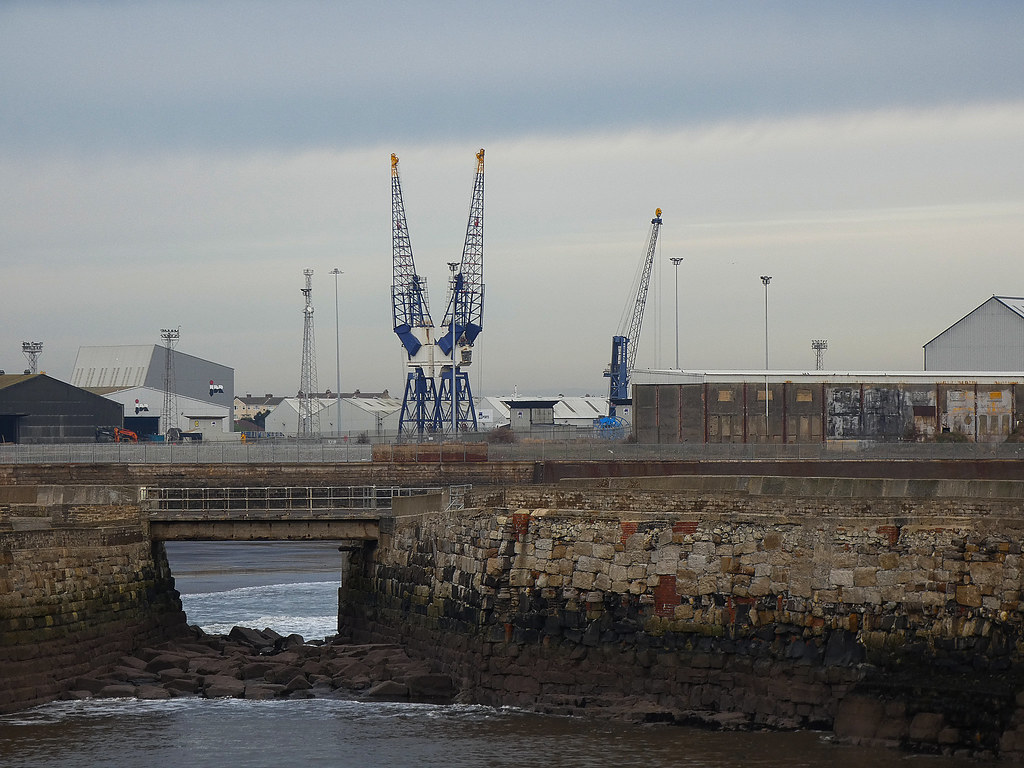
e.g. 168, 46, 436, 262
8, 101, 1022, 393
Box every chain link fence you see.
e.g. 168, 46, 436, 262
3, 437, 1024, 464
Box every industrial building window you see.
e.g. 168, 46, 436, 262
796, 389, 813, 402
717, 390, 733, 402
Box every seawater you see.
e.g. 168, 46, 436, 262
0, 542, 977, 767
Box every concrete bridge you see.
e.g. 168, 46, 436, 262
0, 483, 463, 542
144, 484, 465, 542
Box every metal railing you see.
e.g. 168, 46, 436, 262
147, 485, 466, 515
0, 441, 373, 464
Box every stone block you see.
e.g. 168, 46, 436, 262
830, 569, 855, 588
571, 571, 595, 590
853, 567, 877, 587
970, 561, 1003, 587
908, 712, 944, 743
956, 585, 983, 608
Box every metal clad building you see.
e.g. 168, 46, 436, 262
0, 374, 122, 443
924, 296, 1024, 371
632, 370, 1024, 444
71, 345, 234, 425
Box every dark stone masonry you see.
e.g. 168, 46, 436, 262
340, 482, 1024, 759
8, 473, 1024, 760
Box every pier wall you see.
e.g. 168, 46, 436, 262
341, 484, 1024, 757
0, 486, 187, 713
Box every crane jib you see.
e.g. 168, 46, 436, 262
606, 210, 663, 416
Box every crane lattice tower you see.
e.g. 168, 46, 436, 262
298, 269, 321, 437
160, 328, 180, 435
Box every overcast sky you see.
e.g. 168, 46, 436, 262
2, 1, 1023, 397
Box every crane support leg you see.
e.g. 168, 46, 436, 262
398, 367, 438, 438
434, 368, 478, 435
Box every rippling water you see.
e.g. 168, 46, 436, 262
0, 543, 978, 767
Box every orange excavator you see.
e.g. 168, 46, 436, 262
114, 427, 138, 442
96, 426, 139, 443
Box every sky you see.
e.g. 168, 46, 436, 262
2, 1, 1024, 398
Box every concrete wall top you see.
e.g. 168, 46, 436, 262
556, 474, 1024, 500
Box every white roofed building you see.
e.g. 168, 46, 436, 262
924, 296, 1024, 371
72, 345, 234, 425
99, 386, 234, 439
553, 396, 610, 428
265, 394, 402, 438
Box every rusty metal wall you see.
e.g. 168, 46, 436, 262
639, 381, 1021, 444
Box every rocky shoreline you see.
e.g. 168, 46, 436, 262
59, 624, 459, 704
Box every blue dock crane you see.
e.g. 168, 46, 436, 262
605, 208, 663, 420
391, 153, 439, 437
435, 149, 485, 434
391, 150, 486, 437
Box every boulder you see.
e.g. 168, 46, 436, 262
364, 680, 409, 699
165, 677, 202, 695
144, 654, 190, 674
59, 690, 93, 701
228, 626, 275, 650
136, 685, 172, 700
265, 665, 305, 685
241, 662, 278, 680
189, 657, 233, 676
96, 684, 138, 698
244, 683, 286, 700
204, 675, 246, 698
72, 677, 108, 695
284, 675, 312, 692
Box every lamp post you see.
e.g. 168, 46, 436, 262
760, 275, 772, 439
670, 258, 683, 369
448, 262, 459, 437
330, 268, 342, 438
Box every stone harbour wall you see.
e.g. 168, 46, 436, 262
341, 488, 1024, 758
0, 487, 188, 713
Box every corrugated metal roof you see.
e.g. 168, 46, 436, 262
923, 295, 1024, 348
553, 397, 608, 419
634, 369, 1024, 384
995, 296, 1024, 319
0, 373, 38, 391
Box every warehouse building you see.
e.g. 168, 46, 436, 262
632, 370, 1024, 444
0, 374, 122, 443
265, 394, 403, 438
924, 296, 1024, 371
97, 386, 233, 439
72, 344, 234, 433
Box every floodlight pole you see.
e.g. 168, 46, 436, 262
330, 268, 343, 438
760, 275, 772, 438
670, 258, 683, 369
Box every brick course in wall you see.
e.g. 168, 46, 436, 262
341, 487, 1024, 757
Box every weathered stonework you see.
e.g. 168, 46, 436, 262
0, 487, 188, 713
341, 486, 1024, 757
